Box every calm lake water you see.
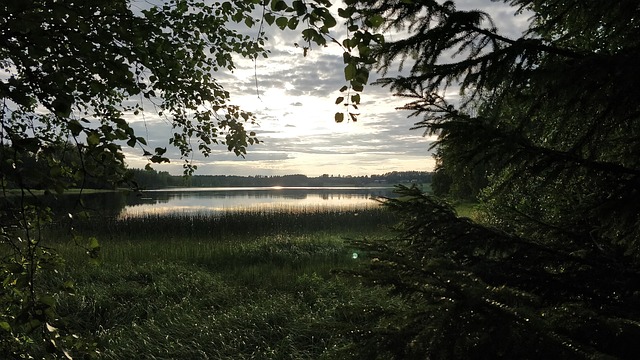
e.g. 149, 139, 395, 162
117, 186, 395, 218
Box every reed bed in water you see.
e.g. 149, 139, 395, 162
51, 206, 396, 277
65, 205, 396, 242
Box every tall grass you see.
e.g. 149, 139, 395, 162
51, 206, 395, 269
51, 262, 402, 359
38, 206, 401, 359
61, 205, 395, 241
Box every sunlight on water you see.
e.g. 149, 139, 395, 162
118, 187, 391, 219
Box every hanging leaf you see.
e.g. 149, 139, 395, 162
288, 17, 299, 30
344, 63, 356, 81
87, 132, 100, 146
276, 16, 289, 30
271, 0, 288, 12
292, 0, 306, 16
367, 14, 385, 28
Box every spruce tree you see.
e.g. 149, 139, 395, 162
346, 0, 640, 358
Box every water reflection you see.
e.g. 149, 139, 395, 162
119, 186, 393, 218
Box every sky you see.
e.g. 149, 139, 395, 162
123, 0, 532, 177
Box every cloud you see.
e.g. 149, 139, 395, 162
121, 0, 526, 177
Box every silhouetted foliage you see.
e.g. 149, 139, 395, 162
0, 0, 266, 356
128, 169, 432, 189
0, 0, 388, 356
345, 0, 640, 358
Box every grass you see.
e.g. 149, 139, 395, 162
35, 206, 402, 359
62, 205, 394, 240
453, 201, 480, 220
52, 261, 398, 359
6, 190, 487, 358
52, 207, 395, 281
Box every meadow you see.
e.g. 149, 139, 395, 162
39, 206, 404, 359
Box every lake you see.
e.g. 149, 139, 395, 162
117, 186, 395, 218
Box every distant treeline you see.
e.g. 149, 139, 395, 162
128, 169, 432, 189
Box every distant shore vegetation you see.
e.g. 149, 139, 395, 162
127, 169, 433, 189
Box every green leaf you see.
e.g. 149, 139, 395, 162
323, 13, 337, 28
335, 96, 345, 104
38, 295, 55, 307
292, 0, 306, 16
0, 322, 10, 332
52, 96, 72, 117
338, 7, 355, 19
89, 237, 100, 250
344, 63, 356, 81
50, 165, 62, 178
276, 16, 289, 30
302, 28, 317, 41
367, 14, 385, 28
287, 17, 299, 30
355, 68, 370, 84
335, 112, 344, 123
63, 280, 75, 291
68, 119, 84, 136
264, 12, 275, 25
150, 155, 169, 163
271, 0, 288, 12
87, 132, 100, 146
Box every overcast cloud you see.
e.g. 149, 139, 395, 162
123, 0, 531, 176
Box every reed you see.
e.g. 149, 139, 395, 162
54, 205, 395, 242
39, 206, 400, 358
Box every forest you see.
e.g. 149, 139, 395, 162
2, 0, 640, 358
128, 168, 432, 188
